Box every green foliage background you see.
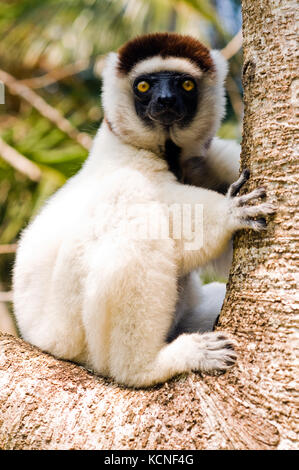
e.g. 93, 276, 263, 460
0, 0, 242, 292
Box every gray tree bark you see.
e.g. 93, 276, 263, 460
0, 0, 297, 450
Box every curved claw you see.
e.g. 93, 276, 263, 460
227, 169, 250, 198
243, 217, 267, 231
227, 169, 277, 232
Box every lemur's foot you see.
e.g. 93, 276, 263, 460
184, 332, 237, 374
227, 169, 276, 231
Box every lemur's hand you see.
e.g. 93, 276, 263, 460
227, 169, 276, 231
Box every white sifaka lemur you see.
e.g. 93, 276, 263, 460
13, 33, 275, 387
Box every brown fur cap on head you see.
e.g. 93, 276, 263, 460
117, 32, 215, 75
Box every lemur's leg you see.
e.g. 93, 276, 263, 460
167, 272, 226, 342
206, 137, 241, 186
182, 138, 241, 192
82, 239, 236, 388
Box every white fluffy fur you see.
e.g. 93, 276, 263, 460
130, 56, 203, 80
14, 46, 271, 388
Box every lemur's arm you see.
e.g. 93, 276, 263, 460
182, 137, 240, 194
162, 170, 274, 276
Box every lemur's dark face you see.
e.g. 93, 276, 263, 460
133, 71, 198, 128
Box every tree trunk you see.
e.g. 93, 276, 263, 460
0, 1, 297, 450
219, 0, 298, 449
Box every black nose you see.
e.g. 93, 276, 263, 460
157, 94, 176, 107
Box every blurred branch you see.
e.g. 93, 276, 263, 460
0, 136, 41, 182
20, 59, 90, 89
0, 281, 17, 336
0, 291, 13, 302
0, 69, 92, 151
0, 302, 17, 336
221, 29, 242, 59
0, 244, 17, 254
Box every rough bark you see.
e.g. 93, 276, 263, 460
219, 0, 298, 449
0, 0, 297, 450
0, 334, 280, 450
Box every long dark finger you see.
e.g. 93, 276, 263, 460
228, 169, 250, 198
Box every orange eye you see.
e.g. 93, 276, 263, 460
182, 80, 195, 91
137, 81, 150, 93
